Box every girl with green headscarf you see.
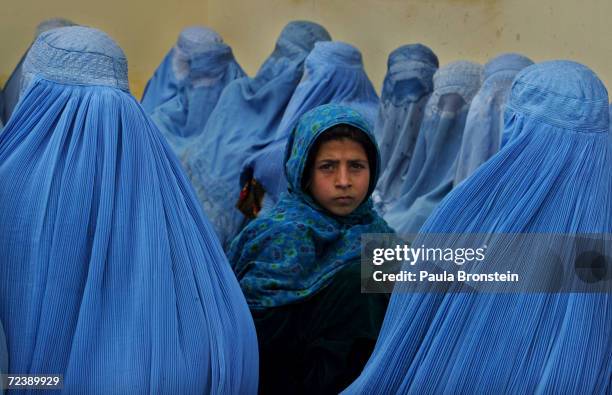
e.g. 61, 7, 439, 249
228, 104, 393, 394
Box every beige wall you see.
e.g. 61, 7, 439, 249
0, 0, 208, 99
206, 0, 612, 93
2, 1, 611, 98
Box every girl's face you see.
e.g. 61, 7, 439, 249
308, 138, 370, 216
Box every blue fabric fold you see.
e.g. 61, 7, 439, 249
383, 61, 483, 234
344, 60, 611, 394
0, 26, 258, 394
182, 21, 331, 248
240, 41, 380, 217
454, 53, 533, 185
145, 27, 245, 158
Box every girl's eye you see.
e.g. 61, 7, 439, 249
318, 163, 334, 170
350, 162, 366, 169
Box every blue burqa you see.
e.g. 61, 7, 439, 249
1, 17, 75, 124
383, 61, 483, 233
145, 27, 246, 158
453, 53, 533, 185
141, 26, 222, 111
344, 60, 611, 394
0, 26, 258, 394
372, 44, 438, 211
182, 21, 331, 248
376, 44, 439, 166
240, 40, 380, 217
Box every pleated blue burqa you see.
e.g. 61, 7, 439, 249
344, 60, 611, 394
0, 26, 258, 394
1, 17, 75, 124
145, 27, 246, 158
383, 61, 482, 233
182, 21, 331, 248
453, 53, 533, 185
372, 44, 438, 211
239, 40, 380, 217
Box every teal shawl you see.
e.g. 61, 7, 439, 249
228, 104, 393, 309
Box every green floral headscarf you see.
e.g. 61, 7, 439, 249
228, 104, 393, 309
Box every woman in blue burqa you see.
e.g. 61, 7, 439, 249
372, 43, 439, 210
237, 40, 379, 221
1, 17, 75, 124
343, 61, 611, 394
182, 21, 331, 248
453, 53, 532, 185
381, 61, 482, 233
0, 26, 258, 394
141, 26, 245, 159
228, 104, 393, 394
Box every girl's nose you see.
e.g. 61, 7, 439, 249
335, 166, 352, 188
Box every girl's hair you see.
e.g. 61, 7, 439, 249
301, 123, 378, 194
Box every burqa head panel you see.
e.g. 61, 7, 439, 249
1, 17, 76, 124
